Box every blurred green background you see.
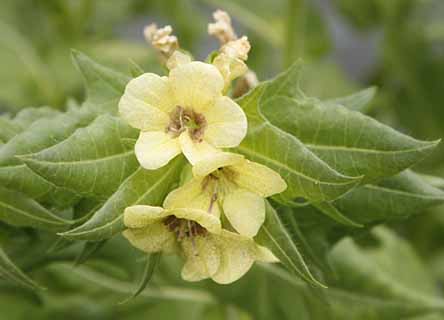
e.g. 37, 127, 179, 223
1, 0, 444, 319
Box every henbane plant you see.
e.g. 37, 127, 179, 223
1, 8, 444, 317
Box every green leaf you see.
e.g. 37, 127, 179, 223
255, 201, 325, 287
123, 252, 161, 302
334, 170, 444, 224
75, 240, 107, 266
0, 107, 95, 205
0, 117, 21, 143
239, 61, 304, 119
128, 59, 145, 77
20, 115, 139, 199
237, 64, 361, 203
71, 49, 129, 113
329, 227, 444, 311
323, 86, 377, 113
237, 123, 361, 202
0, 107, 58, 144
60, 158, 184, 241
259, 262, 442, 320
0, 186, 71, 231
12, 107, 61, 129
0, 246, 39, 290
261, 96, 440, 183
312, 202, 363, 228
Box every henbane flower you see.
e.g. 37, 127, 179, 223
122, 204, 277, 284
164, 152, 287, 238
119, 52, 248, 170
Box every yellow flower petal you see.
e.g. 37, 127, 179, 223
166, 51, 192, 70
119, 94, 170, 131
123, 205, 167, 228
181, 236, 221, 282
211, 230, 257, 284
231, 160, 287, 197
192, 152, 244, 177
169, 61, 224, 111
135, 131, 181, 170
168, 208, 221, 234
122, 73, 174, 113
123, 222, 176, 253
179, 132, 220, 165
204, 96, 247, 148
163, 178, 220, 217
223, 189, 265, 238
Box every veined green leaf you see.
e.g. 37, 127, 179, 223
261, 96, 440, 183
312, 202, 363, 228
0, 186, 71, 231
71, 49, 129, 113
237, 64, 361, 203
239, 61, 304, 119
0, 246, 39, 290
255, 201, 325, 287
20, 115, 139, 198
0, 107, 95, 206
323, 86, 377, 113
237, 123, 361, 202
334, 170, 444, 224
60, 158, 184, 241
419, 174, 444, 189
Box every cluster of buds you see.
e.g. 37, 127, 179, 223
144, 23, 179, 58
120, 10, 281, 284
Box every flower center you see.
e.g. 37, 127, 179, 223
163, 216, 207, 241
166, 106, 207, 142
201, 167, 238, 212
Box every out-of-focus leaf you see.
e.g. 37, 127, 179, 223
0, 186, 71, 231
21, 115, 139, 198
0, 246, 39, 290
255, 201, 325, 287
0, 107, 60, 143
61, 158, 184, 241
262, 96, 440, 183
65, 263, 217, 304
329, 227, 444, 311
124, 252, 161, 301
75, 240, 107, 266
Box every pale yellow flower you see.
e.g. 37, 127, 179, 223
122, 204, 277, 284
164, 152, 287, 238
119, 55, 247, 169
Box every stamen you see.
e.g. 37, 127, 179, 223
163, 216, 207, 242
208, 191, 218, 213
166, 106, 207, 141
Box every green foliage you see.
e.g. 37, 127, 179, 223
1, 1, 444, 316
